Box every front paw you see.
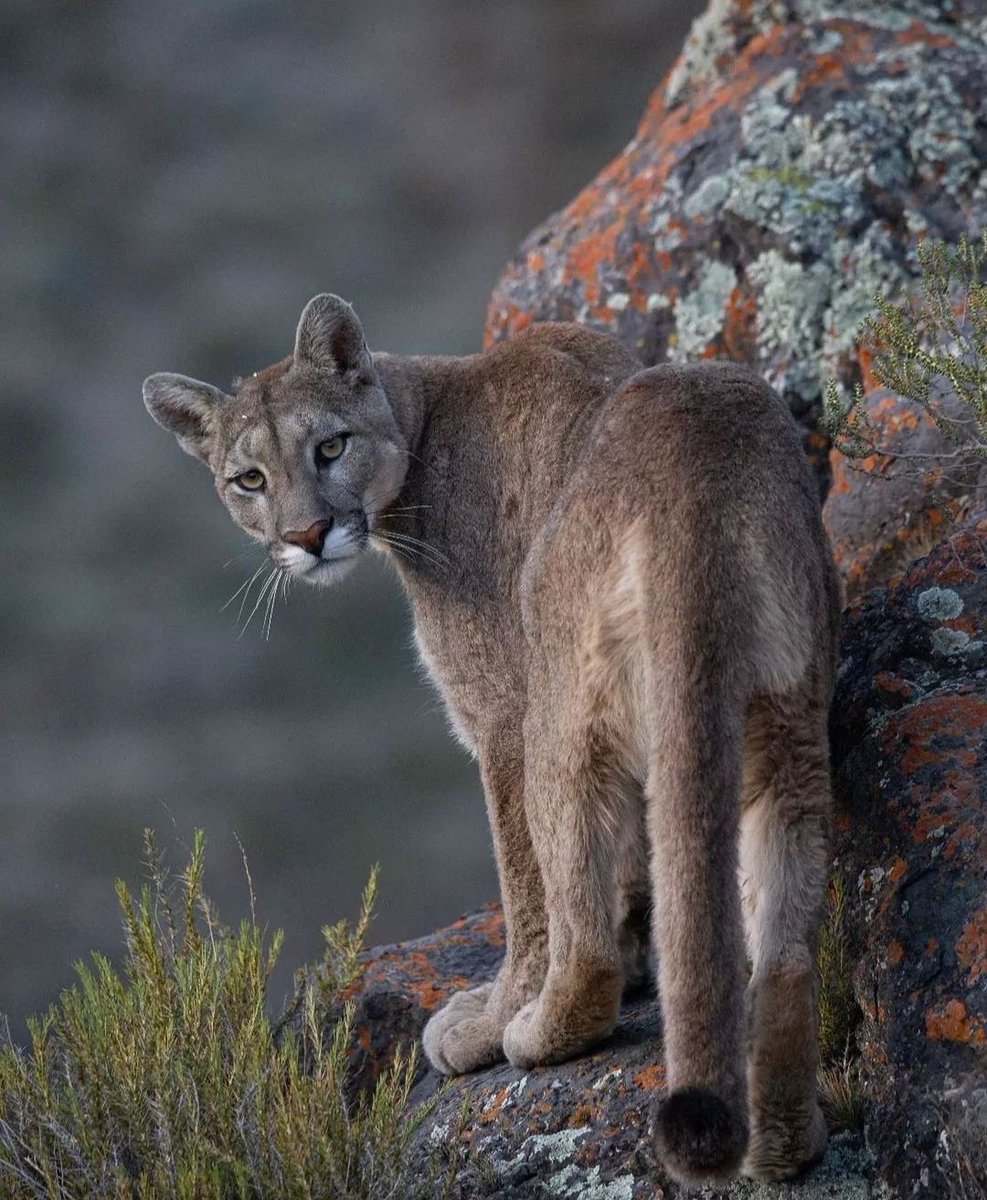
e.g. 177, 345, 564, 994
422, 983, 504, 1075
502, 990, 617, 1069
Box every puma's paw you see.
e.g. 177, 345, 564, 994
743, 1099, 827, 1181
422, 984, 503, 1075
502, 993, 617, 1069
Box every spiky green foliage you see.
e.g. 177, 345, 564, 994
817, 872, 857, 1063
817, 1053, 865, 1136
824, 231, 987, 470
816, 872, 864, 1133
0, 832, 442, 1200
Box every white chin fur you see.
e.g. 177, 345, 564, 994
301, 556, 358, 587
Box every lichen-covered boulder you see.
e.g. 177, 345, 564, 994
830, 515, 987, 1195
484, 0, 987, 594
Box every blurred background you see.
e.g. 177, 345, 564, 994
1, 0, 703, 1037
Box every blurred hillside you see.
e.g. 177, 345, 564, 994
0, 0, 701, 1035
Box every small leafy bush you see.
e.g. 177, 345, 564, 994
0, 832, 440, 1199
824, 231, 987, 478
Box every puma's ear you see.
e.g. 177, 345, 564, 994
143, 373, 229, 464
293, 293, 373, 381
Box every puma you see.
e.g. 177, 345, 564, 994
144, 293, 840, 1182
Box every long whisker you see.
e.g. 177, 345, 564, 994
263, 572, 276, 640
364, 504, 433, 517
372, 533, 418, 569
263, 569, 282, 641
377, 529, 451, 568
372, 530, 449, 573
222, 546, 264, 569
371, 531, 420, 560
372, 536, 431, 571
267, 568, 294, 641
223, 560, 268, 616
239, 568, 279, 639
399, 447, 439, 476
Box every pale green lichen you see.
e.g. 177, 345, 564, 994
684, 173, 731, 220
931, 627, 985, 661
821, 226, 905, 364
693, 1132, 874, 1197
917, 587, 964, 620
746, 251, 832, 400
665, 7, 984, 411
873, 72, 979, 200
669, 259, 737, 362
664, 0, 736, 108
519, 1126, 589, 1164
506, 1124, 638, 1199
650, 200, 685, 254
546, 1162, 636, 1200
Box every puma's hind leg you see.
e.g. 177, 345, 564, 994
501, 703, 635, 1068
740, 693, 832, 1180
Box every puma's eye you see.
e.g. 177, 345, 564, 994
234, 469, 266, 491
317, 435, 348, 463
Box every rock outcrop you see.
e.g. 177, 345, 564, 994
830, 517, 987, 1196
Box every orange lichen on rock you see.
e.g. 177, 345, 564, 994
470, 907, 506, 944
925, 999, 987, 1046
896, 693, 987, 778
563, 222, 622, 306
888, 856, 908, 884
632, 1063, 667, 1091
874, 671, 915, 700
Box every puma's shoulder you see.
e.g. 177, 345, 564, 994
479, 321, 642, 385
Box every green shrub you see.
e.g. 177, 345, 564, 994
824, 231, 987, 475
0, 832, 441, 1199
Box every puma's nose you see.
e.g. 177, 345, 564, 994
283, 519, 333, 555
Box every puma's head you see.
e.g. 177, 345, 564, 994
143, 294, 407, 586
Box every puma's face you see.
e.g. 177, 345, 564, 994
212, 359, 406, 587
144, 294, 406, 587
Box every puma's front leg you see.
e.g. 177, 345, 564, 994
423, 730, 549, 1075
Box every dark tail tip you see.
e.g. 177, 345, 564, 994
653, 1087, 749, 1183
